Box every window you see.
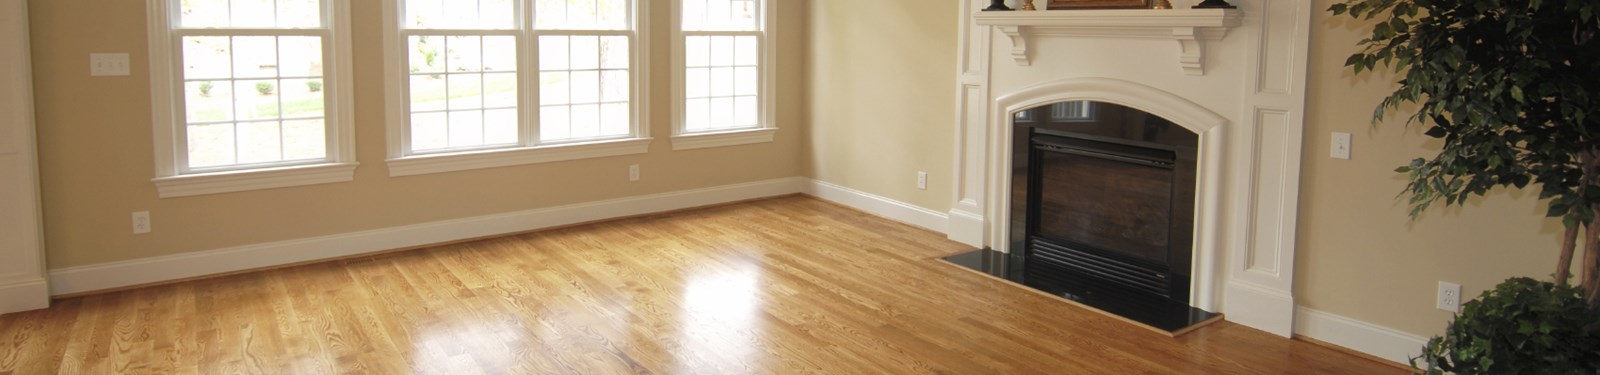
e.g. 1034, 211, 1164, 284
148, 0, 357, 198
672, 0, 777, 150
383, 0, 650, 177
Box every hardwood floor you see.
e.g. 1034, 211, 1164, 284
0, 196, 1402, 374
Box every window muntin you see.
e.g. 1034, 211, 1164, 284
397, 0, 640, 157
679, 0, 766, 134
171, 0, 338, 173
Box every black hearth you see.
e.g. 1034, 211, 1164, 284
943, 101, 1219, 335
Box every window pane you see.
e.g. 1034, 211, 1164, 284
599, 102, 628, 136
540, 72, 570, 105
411, 112, 449, 151
683, 0, 757, 31
685, 68, 709, 98
483, 36, 517, 72
410, 36, 445, 74
483, 0, 515, 29
537, 0, 627, 30
182, 37, 232, 80
734, 67, 757, 96
180, 0, 229, 28
277, 0, 322, 28
410, 75, 447, 112
570, 36, 599, 71
709, 36, 734, 67
570, 104, 600, 139
570, 70, 599, 104
231, 0, 277, 28
599, 36, 629, 69
735, 36, 758, 66
540, 105, 571, 141
235, 79, 280, 121
405, 0, 444, 28
186, 81, 233, 123
280, 78, 325, 118
686, 36, 710, 68
446, 36, 482, 73
448, 110, 485, 148
282, 119, 327, 160
278, 37, 323, 78
600, 70, 628, 102
232, 36, 278, 79
484, 109, 519, 145
709, 67, 733, 97
710, 97, 734, 129
484, 72, 518, 108
237, 121, 284, 164
448, 74, 484, 110
188, 123, 236, 168
685, 98, 710, 131
539, 36, 569, 71
734, 96, 758, 127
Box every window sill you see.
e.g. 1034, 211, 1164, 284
670, 128, 777, 151
154, 162, 360, 198
387, 137, 653, 177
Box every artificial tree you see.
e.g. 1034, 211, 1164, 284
1331, 0, 1600, 305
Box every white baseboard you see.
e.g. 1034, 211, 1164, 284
49, 177, 808, 296
945, 209, 984, 247
0, 279, 49, 315
1223, 280, 1296, 338
1294, 306, 1428, 366
802, 180, 949, 233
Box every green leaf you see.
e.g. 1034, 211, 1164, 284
1510, 86, 1525, 103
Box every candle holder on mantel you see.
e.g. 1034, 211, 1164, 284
983, 0, 1013, 11
1021, 0, 1037, 11
1191, 0, 1236, 9
1152, 0, 1173, 9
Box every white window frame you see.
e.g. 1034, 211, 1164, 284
670, 0, 778, 151
381, 0, 652, 177
146, 0, 358, 198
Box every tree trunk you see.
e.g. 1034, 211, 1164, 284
1584, 150, 1600, 306
1558, 222, 1578, 286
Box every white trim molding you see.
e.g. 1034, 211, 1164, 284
974, 8, 1243, 73
0, 0, 49, 315
154, 162, 359, 198
51, 177, 809, 295
803, 180, 949, 233
1295, 307, 1429, 365
670, 128, 777, 151
387, 138, 651, 177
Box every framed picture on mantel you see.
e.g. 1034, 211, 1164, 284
1047, 0, 1152, 9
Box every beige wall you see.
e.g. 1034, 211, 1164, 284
29, 0, 806, 269
1296, 0, 1564, 336
804, 0, 956, 212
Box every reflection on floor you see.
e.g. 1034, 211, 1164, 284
0, 196, 1403, 374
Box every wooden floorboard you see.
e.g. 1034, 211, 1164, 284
0, 195, 1403, 374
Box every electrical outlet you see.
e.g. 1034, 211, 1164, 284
629, 164, 640, 182
1437, 281, 1462, 313
132, 211, 151, 234
917, 171, 928, 190
90, 53, 131, 76
1331, 132, 1353, 160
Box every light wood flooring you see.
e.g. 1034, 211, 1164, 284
0, 195, 1403, 374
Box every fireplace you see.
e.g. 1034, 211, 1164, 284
1011, 101, 1198, 302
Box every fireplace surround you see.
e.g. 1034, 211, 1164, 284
946, 1, 1314, 337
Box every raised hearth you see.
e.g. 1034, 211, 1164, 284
941, 249, 1221, 335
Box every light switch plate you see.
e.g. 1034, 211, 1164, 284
1331, 132, 1353, 160
90, 53, 131, 76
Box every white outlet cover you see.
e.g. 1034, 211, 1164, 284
1437, 281, 1462, 313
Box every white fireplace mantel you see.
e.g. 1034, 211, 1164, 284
974, 9, 1243, 75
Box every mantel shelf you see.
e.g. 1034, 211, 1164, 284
974, 9, 1243, 75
